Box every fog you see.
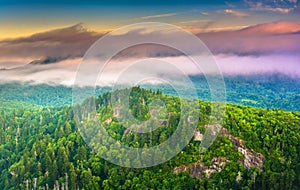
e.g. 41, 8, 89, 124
0, 21, 299, 86
1, 53, 299, 86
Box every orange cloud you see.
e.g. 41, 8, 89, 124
0, 23, 104, 63
1, 20, 300, 67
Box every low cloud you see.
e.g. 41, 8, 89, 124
0, 58, 81, 86
1, 54, 299, 86
215, 54, 300, 77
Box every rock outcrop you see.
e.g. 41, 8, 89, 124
217, 127, 264, 171
174, 157, 230, 179
237, 147, 264, 171
193, 129, 203, 141
176, 124, 265, 180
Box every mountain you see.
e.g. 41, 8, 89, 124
0, 87, 299, 189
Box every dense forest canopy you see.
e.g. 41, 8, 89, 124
0, 84, 299, 189
1, 74, 299, 111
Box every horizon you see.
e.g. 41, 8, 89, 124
1, 1, 300, 85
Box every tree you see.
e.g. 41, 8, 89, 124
69, 164, 77, 190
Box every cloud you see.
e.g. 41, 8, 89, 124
224, 9, 249, 17
238, 21, 300, 34
177, 19, 213, 24
176, 20, 217, 33
1, 20, 300, 70
251, 3, 295, 13
197, 21, 300, 56
0, 23, 104, 67
140, 13, 177, 20
201, 12, 210, 16
1, 21, 300, 65
214, 54, 300, 77
1, 53, 299, 86
1, 20, 300, 86
287, 0, 298, 3
0, 58, 81, 86
245, 0, 298, 14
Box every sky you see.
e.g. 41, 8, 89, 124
1, 0, 299, 39
0, 0, 300, 85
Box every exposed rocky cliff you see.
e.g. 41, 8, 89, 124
174, 157, 229, 179
216, 126, 264, 171
174, 124, 264, 180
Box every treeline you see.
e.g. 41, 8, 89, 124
1, 73, 299, 111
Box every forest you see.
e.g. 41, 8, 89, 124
1, 74, 299, 111
0, 84, 299, 189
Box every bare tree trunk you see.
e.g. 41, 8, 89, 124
65, 173, 69, 190
56, 180, 60, 190
34, 178, 37, 189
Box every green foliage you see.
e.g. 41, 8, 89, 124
0, 86, 299, 189
1, 74, 300, 111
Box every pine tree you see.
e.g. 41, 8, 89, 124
69, 165, 77, 190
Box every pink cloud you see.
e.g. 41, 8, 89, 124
197, 21, 300, 56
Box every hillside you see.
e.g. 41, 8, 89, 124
1, 74, 300, 111
0, 87, 299, 189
